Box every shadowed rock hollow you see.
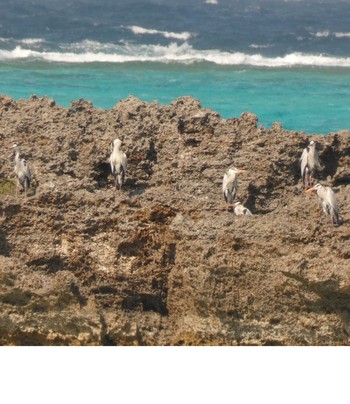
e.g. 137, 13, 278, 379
0, 94, 350, 345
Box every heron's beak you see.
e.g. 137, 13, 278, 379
236, 169, 247, 174
305, 188, 314, 195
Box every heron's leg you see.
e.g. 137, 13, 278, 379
24, 182, 28, 199
305, 174, 308, 188
304, 173, 309, 190
310, 175, 314, 188
332, 210, 340, 226
17, 182, 22, 197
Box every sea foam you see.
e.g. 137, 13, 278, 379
334, 32, 350, 38
311, 31, 350, 39
312, 31, 330, 38
2, 42, 350, 67
125, 25, 193, 41
0, 37, 45, 44
20, 38, 46, 45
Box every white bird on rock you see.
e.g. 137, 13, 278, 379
13, 143, 32, 198
300, 140, 322, 189
305, 183, 343, 226
222, 167, 246, 204
110, 138, 127, 190
232, 202, 253, 216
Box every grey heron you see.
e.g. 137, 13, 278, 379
110, 138, 127, 190
305, 183, 343, 226
12, 144, 32, 198
300, 140, 322, 189
232, 202, 253, 216
222, 167, 246, 204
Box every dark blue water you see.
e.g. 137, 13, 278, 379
1, 0, 350, 133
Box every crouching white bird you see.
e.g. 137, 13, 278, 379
13, 143, 32, 198
300, 140, 322, 189
232, 202, 253, 216
222, 166, 246, 204
305, 183, 343, 226
110, 138, 127, 190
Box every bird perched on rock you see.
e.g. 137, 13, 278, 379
12, 143, 32, 198
222, 167, 246, 204
305, 183, 343, 226
300, 140, 322, 189
232, 202, 253, 216
110, 138, 127, 190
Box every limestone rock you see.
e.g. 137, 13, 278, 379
0, 95, 349, 345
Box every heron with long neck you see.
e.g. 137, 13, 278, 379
109, 138, 127, 190
13, 144, 32, 198
305, 183, 343, 226
222, 166, 246, 204
300, 140, 322, 189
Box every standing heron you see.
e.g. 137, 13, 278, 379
222, 167, 246, 204
110, 138, 127, 190
232, 202, 253, 216
300, 140, 322, 189
305, 183, 343, 226
13, 144, 32, 198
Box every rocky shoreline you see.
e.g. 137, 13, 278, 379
0, 94, 349, 345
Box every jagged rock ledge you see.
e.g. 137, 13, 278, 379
0, 94, 350, 345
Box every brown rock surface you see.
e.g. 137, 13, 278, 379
0, 94, 349, 345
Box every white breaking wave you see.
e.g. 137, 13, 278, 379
1, 42, 350, 67
205, 0, 219, 4
0, 37, 45, 44
60, 39, 121, 53
312, 31, 330, 38
335, 32, 350, 38
249, 44, 273, 49
126, 25, 193, 41
20, 38, 46, 45
311, 31, 350, 39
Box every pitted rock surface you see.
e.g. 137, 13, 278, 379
0, 94, 350, 345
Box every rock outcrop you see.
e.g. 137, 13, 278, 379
0, 94, 349, 345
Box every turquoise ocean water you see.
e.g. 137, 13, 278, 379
2, 62, 350, 134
